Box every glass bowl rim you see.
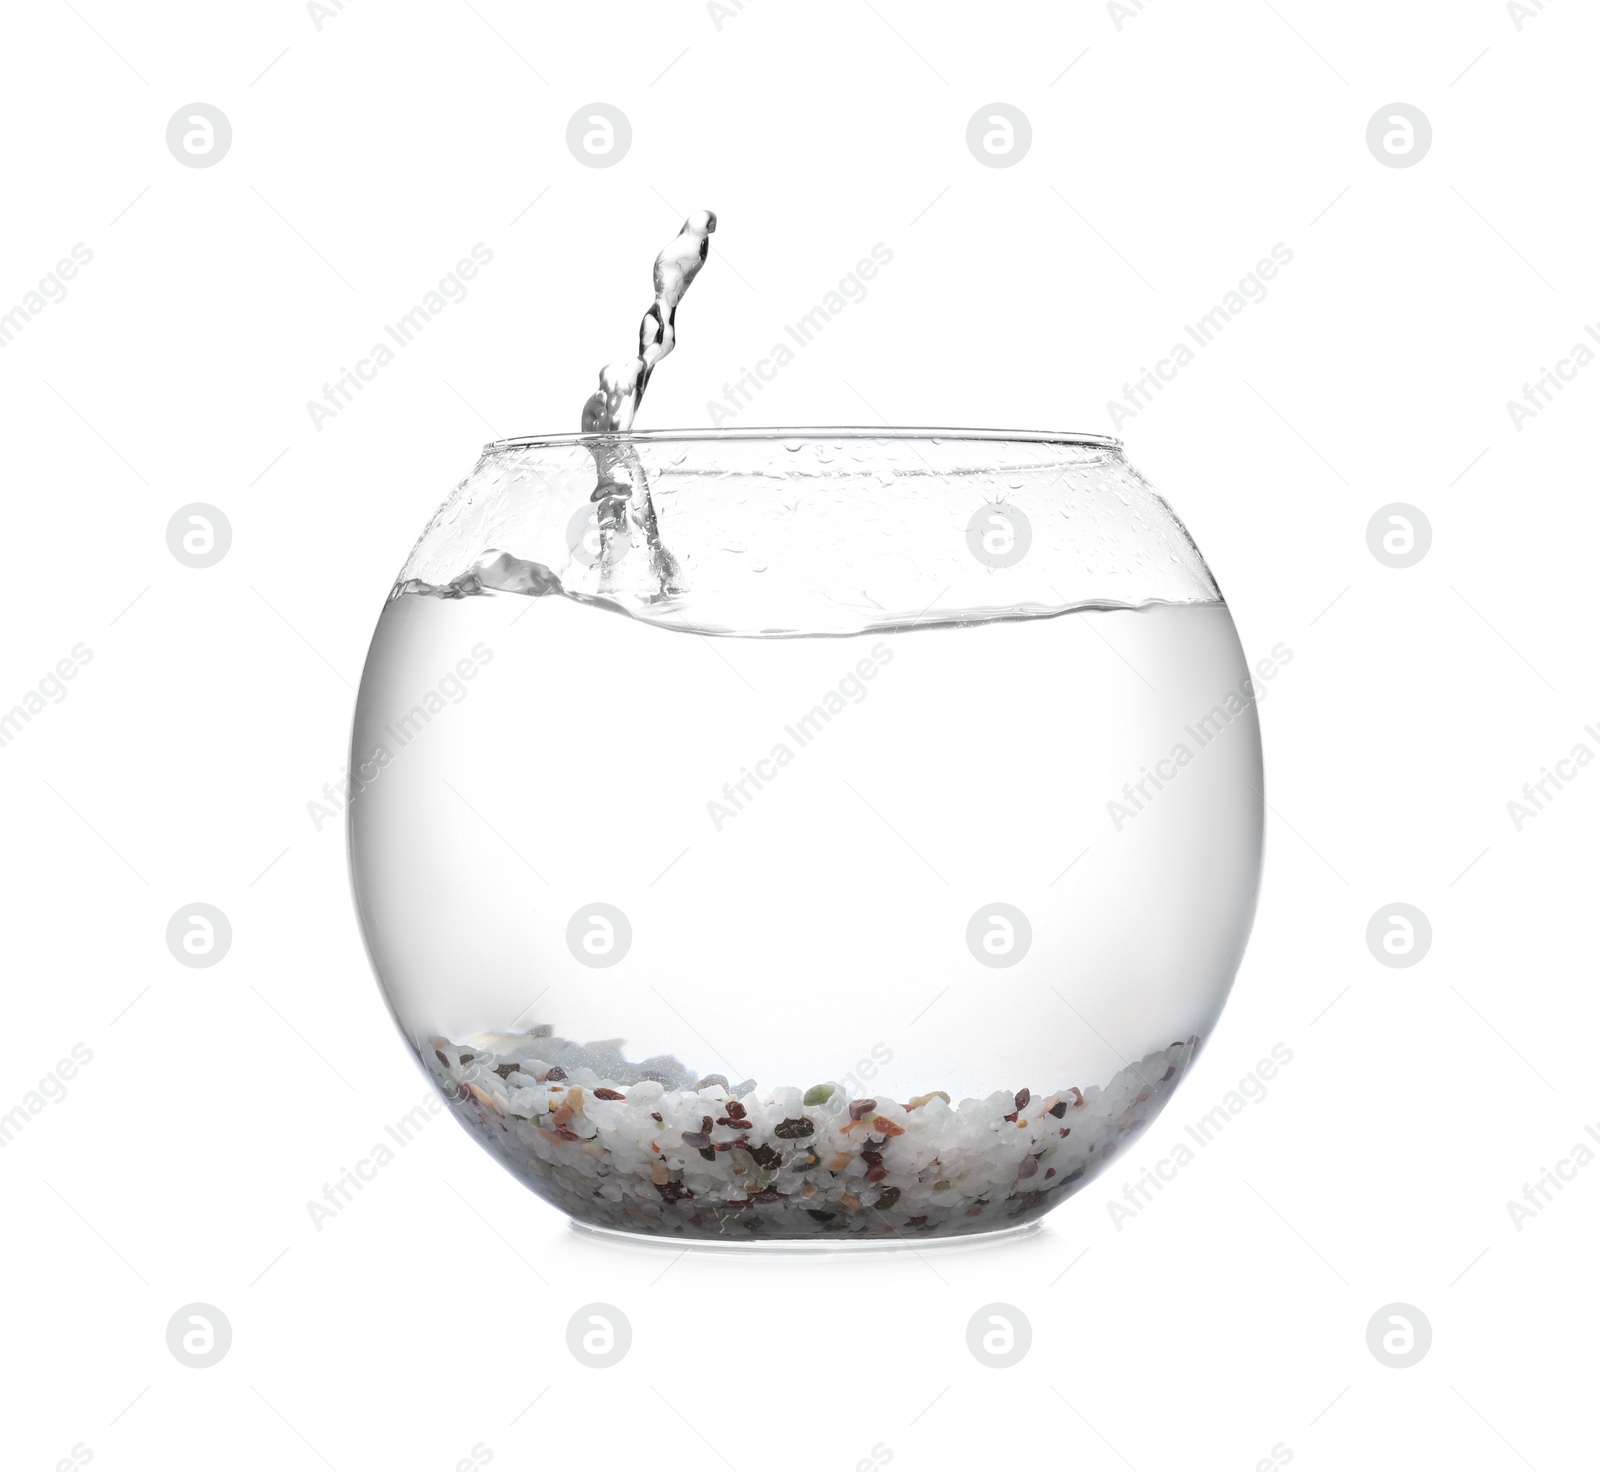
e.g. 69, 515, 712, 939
484, 425, 1123, 453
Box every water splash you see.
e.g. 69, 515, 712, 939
582, 211, 717, 600
581, 210, 717, 435
403, 212, 719, 607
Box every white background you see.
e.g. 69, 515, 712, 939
2, 1, 1596, 1468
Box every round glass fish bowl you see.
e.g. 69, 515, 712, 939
349, 428, 1264, 1243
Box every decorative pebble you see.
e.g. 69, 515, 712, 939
420, 1032, 1196, 1239
681, 1116, 713, 1148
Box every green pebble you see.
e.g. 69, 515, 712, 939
803, 1084, 835, 1106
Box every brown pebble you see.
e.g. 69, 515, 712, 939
543, 1066, 567, 1082
849, 1099, 878, 1121
593, 1088, 625, 1101
681, 1116, 713, 1148
1017, 1155, 1039, 1179
1014, 1088, 1031, 1111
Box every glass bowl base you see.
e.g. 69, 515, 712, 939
567, 1215, 1046, 1254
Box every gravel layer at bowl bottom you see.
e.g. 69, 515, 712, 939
420, 1031, 1200, 1240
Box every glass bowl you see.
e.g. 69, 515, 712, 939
349, 428, 1263, 1243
